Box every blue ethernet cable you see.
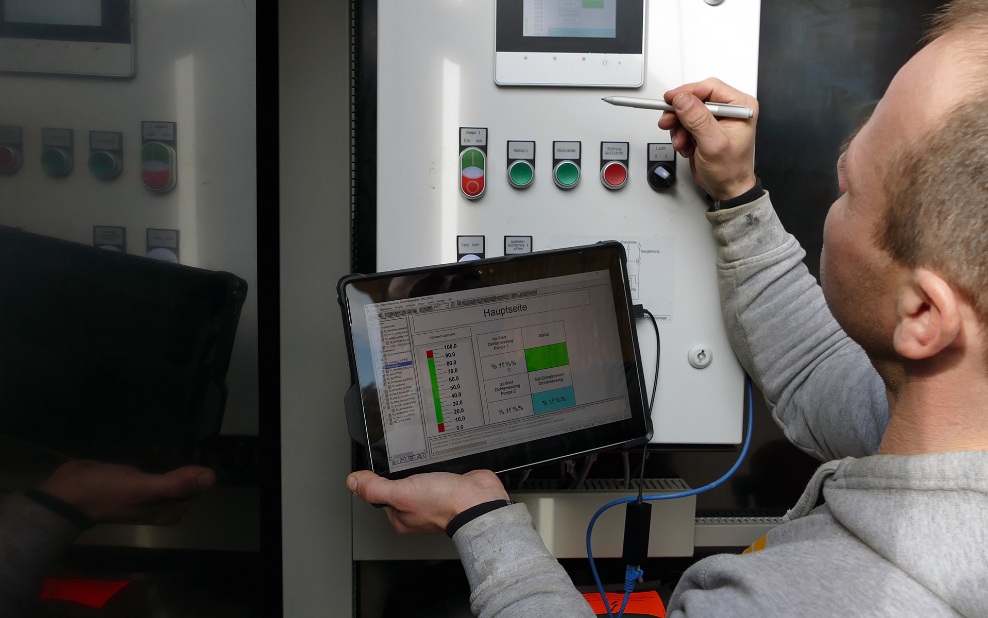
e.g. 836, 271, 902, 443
586, 376, 755, 618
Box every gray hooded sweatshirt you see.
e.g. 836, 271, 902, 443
450, 194, 988, 617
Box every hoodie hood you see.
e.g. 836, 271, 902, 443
794, 452, 988, 617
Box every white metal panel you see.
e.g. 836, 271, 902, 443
373, 0, 760, 444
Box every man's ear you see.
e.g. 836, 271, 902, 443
892, 268, 961, 360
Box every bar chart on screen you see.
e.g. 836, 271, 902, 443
423, 339, 483, 433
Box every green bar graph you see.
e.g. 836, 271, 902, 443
525, 342, 570, 372
427, 354, 444, 426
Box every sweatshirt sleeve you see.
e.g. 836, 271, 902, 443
452, 503, 595, 618
705, 193, 888, 460
0, 492, 82, 617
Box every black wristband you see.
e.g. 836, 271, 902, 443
445, 499, 514, 538
23, 488, 94, 530
711, 178, 764, 211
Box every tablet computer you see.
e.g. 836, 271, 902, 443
338, 242, 652, 479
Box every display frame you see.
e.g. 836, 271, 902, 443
494, 0, 646, 87
0, 0, 134, 77
339, 242, 652, 479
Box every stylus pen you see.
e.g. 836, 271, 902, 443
602, 96, 755, 119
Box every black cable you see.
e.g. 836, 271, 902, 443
636, 444, 648, 503
638, 308, 660, 502
641, 309, 660, 413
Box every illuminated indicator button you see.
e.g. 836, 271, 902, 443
41, 148, 73, 177
141, 142, 177, 192
507, 160, 534, 188
460, 147, 486, 199
553, 160, 580, 189
600, 161, 628, 190
0, 145, 21, 174
89, 151, 122, 180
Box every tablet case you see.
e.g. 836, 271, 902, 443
0, 225, 247, 470
339, 242, 652, 476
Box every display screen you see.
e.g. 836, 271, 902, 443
340, 244, 651, 477
523, 0, 616, 39
4, 0, 102, 27
0, 0, 130, 44
496, 0, 642, 54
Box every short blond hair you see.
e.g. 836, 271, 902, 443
925, 0, 988, 43
880, 1, 988, 332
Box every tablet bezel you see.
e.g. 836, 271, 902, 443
338, 242, 652, 479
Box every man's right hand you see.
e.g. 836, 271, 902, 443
657, 78, 759, 201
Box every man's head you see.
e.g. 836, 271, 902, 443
820, 1, 988, 376
881, 0, 988, 340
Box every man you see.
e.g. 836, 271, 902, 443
348, 1, 988, 615
0, 460, 216, 616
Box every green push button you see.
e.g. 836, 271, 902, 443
41, 148, 73, 177
553, 160, 580, 189
89, 150, 122, 180
508, 160, 534, 188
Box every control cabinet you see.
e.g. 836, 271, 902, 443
361, 0, 762, 445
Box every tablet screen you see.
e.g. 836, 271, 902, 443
339, 243, 651, 478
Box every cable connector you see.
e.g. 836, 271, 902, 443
624, 564, 644, 591
621, 500, 652, 568
632, 303, 645, 319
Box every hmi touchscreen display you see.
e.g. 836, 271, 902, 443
339, 242, 651, 478
494, 0, 645, 87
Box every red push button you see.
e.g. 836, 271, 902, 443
0, 145, 22, 174
601, 161, 628, 190
461, 174, 485, 198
